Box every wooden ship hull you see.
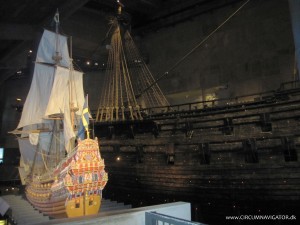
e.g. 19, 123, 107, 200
93, 81, 300, 220
25, 139, 108, 218
91, 4, 300, 221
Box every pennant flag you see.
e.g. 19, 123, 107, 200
78, 95, 90, 139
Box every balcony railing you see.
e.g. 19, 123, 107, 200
145, 212, 205, 225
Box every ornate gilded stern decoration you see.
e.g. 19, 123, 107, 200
64, 138, 108, 217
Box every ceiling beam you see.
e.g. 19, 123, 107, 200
0, 23, 37, 40
0, 0, 91, 85
57, 0, 92, 21
140, 0, 160, 8
134, 0, 245, 33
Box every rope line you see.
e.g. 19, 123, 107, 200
136, 0, 251, 98
96, 18, 170, 121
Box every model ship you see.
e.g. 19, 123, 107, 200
11, 11, 108, 218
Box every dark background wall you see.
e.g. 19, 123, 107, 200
142, 0, 294, 104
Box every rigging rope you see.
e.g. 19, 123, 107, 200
96, 17, 171, 121
136, 0, 251, 98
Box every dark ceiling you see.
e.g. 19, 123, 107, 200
0, 0, 244, 85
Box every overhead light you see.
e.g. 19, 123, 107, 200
17, 71, 22, 74
86, 61, 90, 65
16, 98, 22, 102
94, 62, 98, 66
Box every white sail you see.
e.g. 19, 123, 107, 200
29, 133, 39, 145
44, 66, 84, 152
63, 93, 76, 153
15, 15, 85, 178
18, 138, 46, 175
18, 138, 37, 169
17, 64, 55, 129
44, 67, 84, 117
45, 66, 70, 117
22, 123, 54, 149
18, 136, 62, 176
70, 70, 85, 115
36, 29, 70, 68
18, 165, 28, 185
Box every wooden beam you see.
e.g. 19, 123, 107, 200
135, 0, 244, 33
0, 23, 36, 40
0, 0, 91, 85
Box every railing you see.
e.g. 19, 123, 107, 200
145, 212, 205, 225
140, 80, 300, 117
278, 80, 300, 90
91, 80, 300, 121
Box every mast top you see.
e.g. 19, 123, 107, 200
117, 0, 124, 14
52, 9, 63, 64
54, 9, 60, 33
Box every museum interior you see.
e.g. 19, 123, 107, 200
0, 0, 299, 224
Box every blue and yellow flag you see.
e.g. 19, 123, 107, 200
78, 95, 90, 139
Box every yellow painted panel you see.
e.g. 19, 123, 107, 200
85, 195, 101, 215
66, 197, 84, 217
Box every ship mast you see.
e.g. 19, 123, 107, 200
29, 10, 63, 177
52, 9, 78, 151
52, 9, 62, 64
52, 9, 63, 165
95, 1, 169, 122
68, 27, 82, 147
